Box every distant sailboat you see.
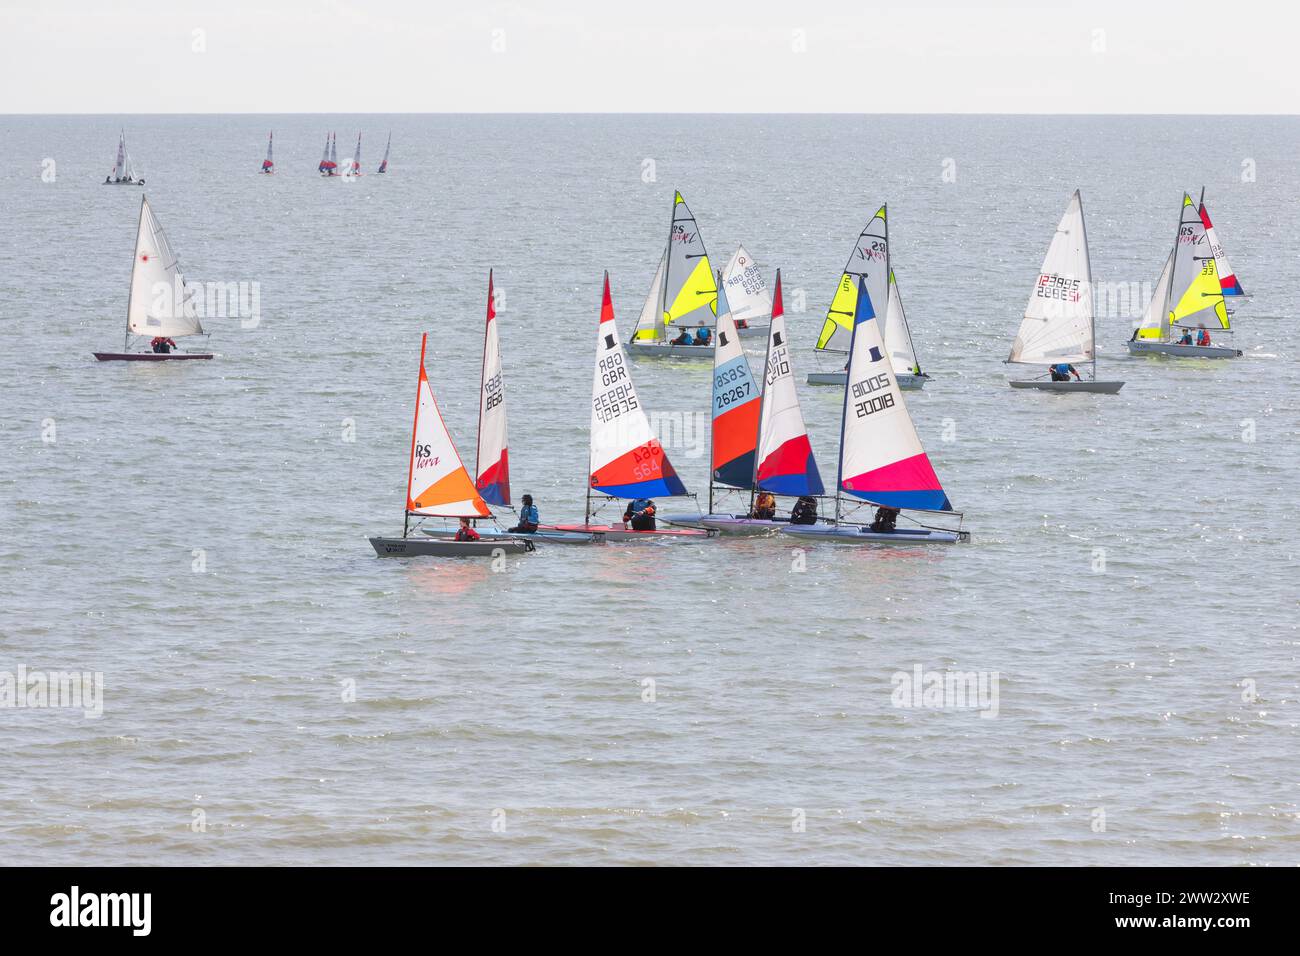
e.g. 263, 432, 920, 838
345, 133, 362, 177
807, 206, 929, 389
377, 133, 391, 174
370, 333, 534, 557
92, 196, 213, 362
261, 131, 274, 174
697, 271, 826, 535
1008, 191, 1124, 392
784, 276, 968, 545
103, 131, 143, 185
719, 246, 772, 341
549, 274, 712, 540
318, 132, 338, 176
1128, 190, 1243, 359
626, 191, 719, 359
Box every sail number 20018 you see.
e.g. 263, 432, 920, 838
851, 372, 894, 419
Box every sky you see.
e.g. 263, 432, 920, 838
1, 0, 1296, 114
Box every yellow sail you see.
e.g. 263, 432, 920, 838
1170, 254, 1229, 330
817, 206, 888, 352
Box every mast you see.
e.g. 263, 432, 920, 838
833, 282, 864, 527
749, 270, 779, 517
1162, 192, 1185, 339
1076, 190, 1097, 380
124, 194, 147, 351
660, 193, 675, 340
706, 267, 721, 515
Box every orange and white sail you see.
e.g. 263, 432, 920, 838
475, 271, 510, 506
406, 334, 490, 519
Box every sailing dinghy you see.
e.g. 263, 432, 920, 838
345, 133, 362, 177
549, 274, 713, 541
377, 133, 391, 174
720, 246, 772, 342
103, 131, 143, 185
420, 273, 600, 545
261, 131, 274, 174
695, 272, 827, 535
93, 196, 213, 362
1008, 191, 1124, 392
370, 333, 535, 557
1127, 190, 1243, 359
319, 132, 338, 177
626, 192, 719, 359
807, 207, 929, 390
784, 276, 968, 545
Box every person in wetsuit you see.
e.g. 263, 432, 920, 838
453, 518, 480, 542
509, 494, 539, 534
1049, 362, 1081, 382
150, 336, 177, 354
869, 506, 899, 533
789, 496, 818, 525
750, 492, 777, 520
623, 497, 657, 531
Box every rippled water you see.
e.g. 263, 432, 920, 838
1, 114, 1297, 865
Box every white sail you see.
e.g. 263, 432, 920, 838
632, 252, 666, 341
721, 245, 772, 327
1133, 249, 1173, 341
406, 335, 490, 519
883, 270, 919, 376
1008, 190, 1093, 365
815, 206, 889, 353
475, 273, 510, 506
127, 197, 203, 338
1167, 194, 1228, 331
755, 273, 823, 496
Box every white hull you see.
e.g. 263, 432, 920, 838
1009, 379, 1124, 394
626, 340, 713, 359
807, 371, 927, 390
1126, 340, 1240, 359
781, 524, 966, 545
698, 515, 820, 536
546, 523, 715, 541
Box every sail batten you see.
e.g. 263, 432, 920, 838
590, 273, 687, 499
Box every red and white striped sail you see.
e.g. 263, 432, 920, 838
475, 272, 510, 506
406, 334, 490, 519
348, 133, 362, 176
262, 131, 274, 173
755, 272, 823, 496
377, 133, 391, 174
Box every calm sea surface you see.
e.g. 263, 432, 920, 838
0, 114, 1296, 865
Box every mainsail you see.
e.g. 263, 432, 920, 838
661, 192, 716, 330
126, 196, 203, 338
475, 271, 510, 506
349, 133, 362, 176
720, 246, 772, 328
839, 276, 951, 512
816, 206, 889, 353
756, 272, 823, 497
111, 131, 138, 181
632, 252, 667, 341
319, 133, 336, 174
1198, 194, 1245, 297
406, 333, 490, 519
710, 277, 761, 491
1168, 194, 1228, 332
262, 131, 274, 173
1008, 190, 1094, 365
328, 133, 339, 173
1133, 250, 1174, 341
377, 133, 391, 174
590, 273, 686, 499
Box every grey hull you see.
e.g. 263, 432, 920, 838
369, 536, 535, 557
626, 341, 713, 360
1126, 340, 1240, 359
781, 525, 966, 544
422, 527, 601, 544
807, 371, 926, 390
1009, 380, 1124, 394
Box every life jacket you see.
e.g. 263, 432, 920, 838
454, 525, 480, 541
520, 504, 539, 525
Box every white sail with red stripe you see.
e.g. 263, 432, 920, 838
475, 272, 510, 506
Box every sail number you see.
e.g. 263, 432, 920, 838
715, 382, 752, 410
630, 441, 663, 479
766, 348, 790, 385
483, 372, 504, 411
595, 353, 639, 423
851, 373, 895, 419
1035, 274, 1080, 303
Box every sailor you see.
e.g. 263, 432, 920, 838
623, 497, 657, 531
750, 492, 777, 520
671, 329, 692, 345
1049, 363, 1081, 382
1177, 330, 1194, 345
453, 518, 480, 542
150, 336, 177, 354
1196, 326, 1212, 346
694, 327, 711, 346
789, 496, 818, 525
869, 506, 899, 533
508, 494, 540, 533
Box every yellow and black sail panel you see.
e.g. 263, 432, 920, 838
661, 191, 717, 328
817, 206, 888, 353
1168, 194, 1229, 332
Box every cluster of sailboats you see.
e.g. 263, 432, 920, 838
314, 131, 390, 177
90, 170, 1251, 550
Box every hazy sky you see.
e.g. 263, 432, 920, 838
2, 0, 1295, 113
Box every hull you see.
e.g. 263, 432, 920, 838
103, 180, 144, 186
1009, 380, 1124, 394
626, 341, 712, 359
735, 324, 770, 340
808, 371, 927, 390
422, 527, 601, 544
698, 515, 795, 536
1126, 340, 1240, 359
369, 536, 535, 557
93, 352, 214, 362
547, 523, 715, 542
781, 524, 967, 545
